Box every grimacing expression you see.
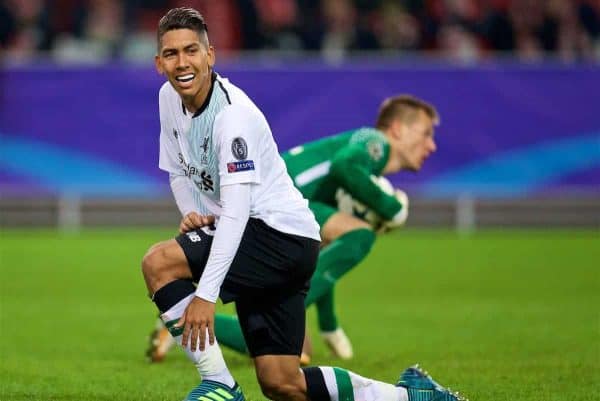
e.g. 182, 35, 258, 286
398, 110, 437, 171
155, 28, 215, 101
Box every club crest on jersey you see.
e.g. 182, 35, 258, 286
231, 137, 248, 160
227, 160, 255, 173
201, 136, 209, 165
367, 140, 383, 161
201, 136, 210, 153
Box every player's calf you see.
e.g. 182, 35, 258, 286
254, 355, 307, 401
153, 280, 241, 397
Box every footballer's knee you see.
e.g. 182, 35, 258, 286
141, 242, 165, 288
141, 240, 186, 293
321, 212, 372, 244
348, 217, 372, 231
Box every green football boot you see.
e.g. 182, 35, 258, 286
184, 380, 245, 401
396, 364, 467, 401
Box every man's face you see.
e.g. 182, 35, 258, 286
396, 110, 437, 171
155, 28, 214, 102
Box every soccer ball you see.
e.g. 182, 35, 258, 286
335, 175, 407, 230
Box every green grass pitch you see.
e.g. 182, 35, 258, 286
1, 228, 598, 400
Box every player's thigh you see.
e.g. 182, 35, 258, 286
143, 228, 215, 278
320, 210, 372, 244
143, 239, 189, 272
174, 229, 214, 282
235, 291, 306, 358
221, 219, 319, 303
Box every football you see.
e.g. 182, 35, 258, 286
335, 175, 408, 231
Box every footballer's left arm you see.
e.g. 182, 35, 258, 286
330, 145, 404, 221
177, 105, 261, 352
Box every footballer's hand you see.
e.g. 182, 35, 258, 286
179, 212, 215, 234
176, 296, 216, 352
380, 189, 409, 232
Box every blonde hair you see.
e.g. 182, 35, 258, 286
376, 95, 440, 129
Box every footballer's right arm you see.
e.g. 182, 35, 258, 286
169, 174, 195, 217
169, 174, 214, 233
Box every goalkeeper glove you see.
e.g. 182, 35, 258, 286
379, 189, 409, 233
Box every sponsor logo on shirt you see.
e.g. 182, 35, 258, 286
178, 153, 214, 192
198, 171, 214, 192
227, 160, 255, 173
231, 137, 248, 160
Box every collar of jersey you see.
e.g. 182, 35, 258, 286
181, 71, 217, 118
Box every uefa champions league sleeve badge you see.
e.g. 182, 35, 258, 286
231, 137, 248, 160
228, 137, 254, 173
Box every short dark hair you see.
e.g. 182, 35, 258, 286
376, 95, 440, 129
157, 7, 209, 49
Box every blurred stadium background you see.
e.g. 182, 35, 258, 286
1, 0, 599, 229
1, 2, 599, 401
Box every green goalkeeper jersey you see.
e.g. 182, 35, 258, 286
282, 127, 403, 221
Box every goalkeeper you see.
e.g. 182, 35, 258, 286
148, 94, 439, 363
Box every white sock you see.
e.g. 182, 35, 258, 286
161, 294, 235, 388
319, 367, 408, 401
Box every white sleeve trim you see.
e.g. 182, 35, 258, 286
169, 174, 197, 217
195, 183, 251, 302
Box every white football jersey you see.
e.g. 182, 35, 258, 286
158, 72, 320, 241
